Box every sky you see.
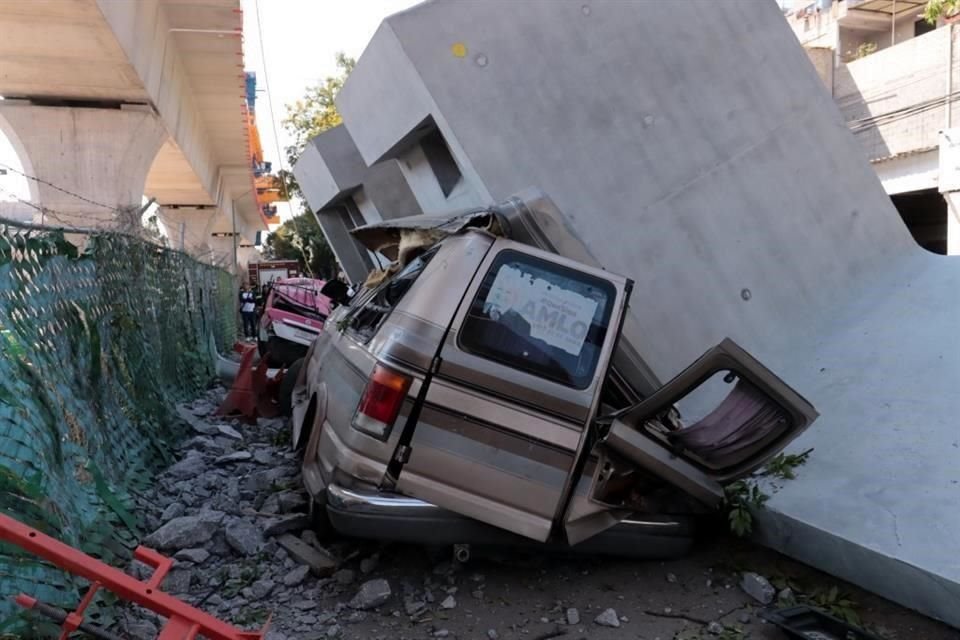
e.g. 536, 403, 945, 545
0, 0, 421, 218
241, 0, 421, 220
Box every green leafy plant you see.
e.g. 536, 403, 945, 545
723, 449, 812, 536
807, 586, 860, 625
854, 42, 877, 60
924, 0, 960, 24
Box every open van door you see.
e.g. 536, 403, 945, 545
564, 339, 818, 542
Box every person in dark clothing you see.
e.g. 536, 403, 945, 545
239, 284, 257, 340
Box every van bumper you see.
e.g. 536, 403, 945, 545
325, 483, 694, 559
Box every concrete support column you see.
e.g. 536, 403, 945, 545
0, 101, 166, 230
156, 206, 217, 256
943, 192, 960, 255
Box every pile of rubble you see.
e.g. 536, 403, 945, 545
112, 388, 956, 640
124, 389, 391, 639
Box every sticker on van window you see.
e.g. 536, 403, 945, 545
485, 265, 598, 355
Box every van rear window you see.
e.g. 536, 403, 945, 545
459, 250, 616, 389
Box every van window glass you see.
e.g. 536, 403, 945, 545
347, 249, 437, 341
459, 250, 616, 389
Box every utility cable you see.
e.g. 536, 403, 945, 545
0, 160, 121, 212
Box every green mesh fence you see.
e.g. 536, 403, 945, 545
0, 222, 236, 634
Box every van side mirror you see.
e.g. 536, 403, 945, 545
321, 280, 352, 306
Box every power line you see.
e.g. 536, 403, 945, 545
252, 0, 291, 205
0, 160, 121, 213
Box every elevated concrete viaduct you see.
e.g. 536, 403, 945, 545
0, 0, 268, 270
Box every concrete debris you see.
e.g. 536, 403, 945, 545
740, 572, 776, 605
217, 424, 243, 440
143, 515, 218, 550
277, 490, 309, 513
167, 451, 208, 479
215, 451, 253, 464
594, 608, 620, 628
251, 578, 275, 599
264, 514, 312, 538
360, 554, 379, 574
225, 521, 264, 556
487, 630, 499, 640
282, 564, 311, 587
160, 502, 186, 522
440, 595, 457, 609
334, 569, 356, 585
173, 548, 210, 564
707, 621, 725, 635
278, 534, 337, 575
163, 569, 192, 595
566, 607, 580, 625
175, 404, 220, 436
349, 579, 393, 610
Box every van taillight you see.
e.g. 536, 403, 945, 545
352, 364, 412, 440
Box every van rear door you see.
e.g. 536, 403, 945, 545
563, 339, 818, 543
392, 239, 631, 543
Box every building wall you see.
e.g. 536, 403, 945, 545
396, 142, 484, 214
835, 26, 960, 161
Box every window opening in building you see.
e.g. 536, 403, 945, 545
420, 130, 463, 198
890, 189, 947, 255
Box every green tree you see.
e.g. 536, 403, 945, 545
263, 212, 338, 279
271, 53, 356, 280
283, 53, 356, 170
924, 0, 960, 24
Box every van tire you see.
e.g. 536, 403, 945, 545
279, 357, 303, 417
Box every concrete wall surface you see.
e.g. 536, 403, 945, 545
336, 0, 960, 625
345, 0, 916, 378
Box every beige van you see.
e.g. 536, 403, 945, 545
289, 189, 817, 558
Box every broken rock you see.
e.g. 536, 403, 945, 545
215, 451, 253, 465
277, 534, 337, 575
160, 502, 186, 523
166, 452, 207, 479
225, 521, 264, 556
217, 424, 243, 440
566, 608, 580, 625
594, 608, 621, 628
144, 516, 218, 550
707, 621, 725, 635
440, 595, 457, 610
264, 514, 311, 538
334, 569, 356, 585
349, 578, 393, 610
174, 548, 210, 564
740, 572, 776, 605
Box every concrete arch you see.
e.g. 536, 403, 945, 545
0, 108, 41, 207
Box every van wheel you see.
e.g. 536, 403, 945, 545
279, 357, 303, 417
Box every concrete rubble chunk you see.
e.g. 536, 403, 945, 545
215, 451, 253, 465
349, 578, 393, 610
173, 548, 210, 564
251, 578, 275, 599
124, 620, 159, 640
278, 534, 338, 575
594, 608, 620, 628
439, 595, 456, 609
217, 424, 243, 440
264, 514, 311, 538
166, 451, 207, 479
176, 405, 219, 436
566, 608, 580, 625
359, 554, 379, 574
487, 630, 498, 640
740, 572, 776, 605
144, 516, 218, 550
278, 490, 309, 514
225, 521, 265, 556
707, 621, 725, 635
160, 502, 186, 523
334, 569, 356, 585
253, 448, 275, 465
163, 569, 192, 595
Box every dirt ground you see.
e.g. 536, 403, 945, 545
127, 391, 958, 640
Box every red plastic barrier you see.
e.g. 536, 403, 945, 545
0, 512, 268, 640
